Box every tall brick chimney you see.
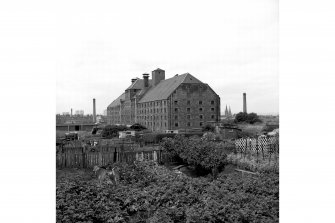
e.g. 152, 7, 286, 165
152, 68, 165, 86
143, 73, 149, 88
243, 93, 247, 113
93, 98, 96, 123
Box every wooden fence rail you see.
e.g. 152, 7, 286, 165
56, 146, 168, 169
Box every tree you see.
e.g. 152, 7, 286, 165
101, 125, 128, 138
234, 112, 261, 124
160, 135, 227, 179
202, 124, 215, 132
247, 113, 262, 124
234, 112, 248, 123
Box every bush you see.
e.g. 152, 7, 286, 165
234, 112, 262, 124
143, 133, 176, 144
160, 135, 228, 179
202, 124, 215, 132
101, 125, 128, 138
57, 162, 279, 223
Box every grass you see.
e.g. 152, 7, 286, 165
226, 152, 279, 173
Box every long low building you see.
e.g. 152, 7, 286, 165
56, 123, 97, 132
107, 68, 221, 132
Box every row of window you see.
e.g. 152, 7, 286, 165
138, 107, 216, 114
138, 100, 167, 108
174, 100, 215, 105
175, 114, 216, 119
175, 122, 204, 127
138, 114, 216, 121
139, 108, 167, 114
139, 121, 206, 128
137, 99, 216, 108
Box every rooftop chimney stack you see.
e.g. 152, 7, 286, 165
93, 98, 96, 123
243, 93, 247, 113
131, 78, 137, 84
152, 68, 165, 86
143, 73, 149, 88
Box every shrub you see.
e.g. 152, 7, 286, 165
160, 135, 228, 179
202, 124, 215, 132
143, 133, 176, 144
57, 162, 279, 223
101, 125, 128, 138
234, 112, 262, 124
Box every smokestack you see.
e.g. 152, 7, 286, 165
71, 108, 72, 117
143, 73, 149, 88
243, 93, 247, 113
93, 98, 96, 123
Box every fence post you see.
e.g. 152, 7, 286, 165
98, 145, 102, 166
268, 143, 272, 165
256, 140, 259, 163
244, 138, 247, 161
261, 140, 265, 160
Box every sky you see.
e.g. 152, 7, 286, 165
56, 0, 278, 116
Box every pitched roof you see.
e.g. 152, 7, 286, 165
126, 79, 152, 90
138, 73, 203, 103
107, 92, 125, 108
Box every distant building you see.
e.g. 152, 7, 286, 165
62, 112, 70, 116
224, 105, 232, 118
107, 68, 221, 132
75, 110, 84, 116
56, 114, 94, 125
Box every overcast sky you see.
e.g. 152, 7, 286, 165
56, 0, 278, 115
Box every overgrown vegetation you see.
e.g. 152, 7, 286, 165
234, 112, 262, 124
101, 125, 128, 138
226, 153, 279, 173
202, 124, 215, 132
160, 135, 229, 179
57, 161, 279, 223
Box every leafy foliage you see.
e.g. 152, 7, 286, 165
101, 125, 128, 138
202, 124, 215, 132
57, 162, 279, 223
235, 112, 262, 124
160, 135, 228, 178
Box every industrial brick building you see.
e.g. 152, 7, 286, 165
107, 68, 220, 132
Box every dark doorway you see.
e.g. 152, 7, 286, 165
75, 125, 80, 131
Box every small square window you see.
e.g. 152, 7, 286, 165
187, 108, 191, 112
200, 115, 203, 119
187, 115, 191, 119
199, 108, 203, 112
175, 115, 178, 120
211, 100, 215, 105
187, 122, 191, 127
211, 107, 215, 111
187, 100, 190, 105
175, 108, 178, 112
174, 100, 178, 105
211, 115, 215, 119
175, 122, 179, 127
199, 101, 202, 105
200, 122, 203, 126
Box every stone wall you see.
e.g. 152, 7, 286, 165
169, 83, 220, 130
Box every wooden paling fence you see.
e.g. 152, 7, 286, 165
234, 135, 279, 164
56, 145, 170, 169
